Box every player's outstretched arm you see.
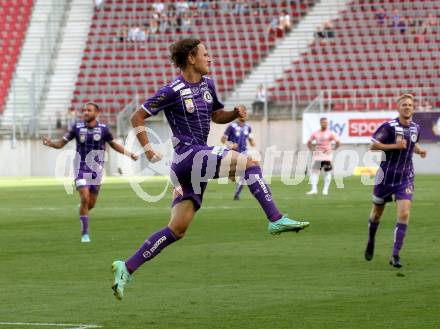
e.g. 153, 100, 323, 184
413, 143, 427, 158
42, 138, 68, 149
212, 106, 245, 124
220, 135, 238, 150
108, 141, 138, 161
370, 139, 407, 151
131, 108, 162, 163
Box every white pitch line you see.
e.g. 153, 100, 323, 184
0, 323, 101, 329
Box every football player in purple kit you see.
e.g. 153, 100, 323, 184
221, 109, 256, 200
43, 102, 138, 243
364, 94, 427, 268
111, 38, 310, 300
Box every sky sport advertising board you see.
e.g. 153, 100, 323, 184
302, 112, 396, 144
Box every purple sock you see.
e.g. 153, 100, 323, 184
244, 166, 282, 222
368, 219, 379, 244
393, 222, 407, 257
80, 216, 89, 235
234, 180, 244, 197
125, 226, 178, 274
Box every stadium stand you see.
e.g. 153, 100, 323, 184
0, 0, 34, 113
71, 0, 316, 120
270, 0, 440, 111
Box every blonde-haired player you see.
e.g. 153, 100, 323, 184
306, 117, 340, 195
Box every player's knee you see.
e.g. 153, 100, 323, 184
370, 209, 382, 222
171, 227, 186, 239
399, 210, 410, 222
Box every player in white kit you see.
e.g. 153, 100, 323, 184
306, 117, 340, 195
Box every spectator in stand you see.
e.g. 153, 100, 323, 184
176, 0, 189, 15
148, 16, 159, 37
375, 6, 387, 26
278, 10, 292, 33
390, 8, 400, 28
159, 13, 170, 33
66, 106, 77, 128
198, 1, 209, 10
420, 13, 437, 36
406, 16, 417, 34
397, 17, 406, 34
234, 1, 250, 15
152, 2, 165, 14
117, 23, 129, 42
94, 0, 104, 10
128, 25, 141, 41
418, 100, 433, 111
268, 15, 279, 34
252, 84, 267, 115
323, 20, 335, 38
179, 12, 192, 33
316, 20, 335, 41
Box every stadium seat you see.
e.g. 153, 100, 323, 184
71, 0, 317, 116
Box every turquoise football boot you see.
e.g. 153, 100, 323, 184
81, 234, 90, 243
111, 261, 131, 300
268, 215, 310, 235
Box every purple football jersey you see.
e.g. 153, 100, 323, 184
372, 118, 420, 186
63, 121, 114, 173
223, 122, 252, 153
142, 76, 224, 146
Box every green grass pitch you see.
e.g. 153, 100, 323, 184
0, 176, 439, 329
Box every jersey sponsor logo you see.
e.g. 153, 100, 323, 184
180, 88, 192, 96
203, 90, 213, 103
349, 119, 390, 137
79, 128, 87, 143
172, 82, 185, 92
184, 98, 195, 113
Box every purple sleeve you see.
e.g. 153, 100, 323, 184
372, 122, 390, 143
223, 124, 232, 138
416, 124, 421, 143
141, 86, 176, 116
103, 126, 114, 143
63, 124, 76, 142
208, 79, 224, 112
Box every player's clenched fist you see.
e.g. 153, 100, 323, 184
43, 138, 51, 147
234, 105, 247, 119
396, 139, 407, 149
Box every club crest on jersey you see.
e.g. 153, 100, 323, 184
93, 133, 101, 141
410, 133, 417, 142
184, 98, 195, 113
203, 90, 213, 103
